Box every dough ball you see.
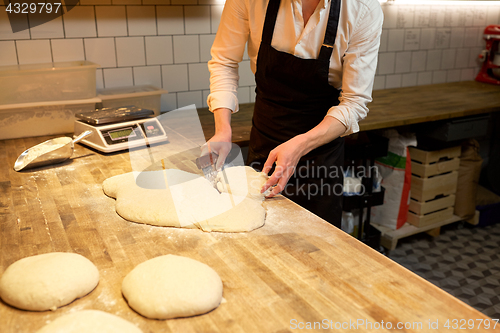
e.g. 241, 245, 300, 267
36, 310, 143, 333
122, 255, 223, 319
0, 252, 99, 311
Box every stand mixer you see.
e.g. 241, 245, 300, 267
476, 25, 500, 85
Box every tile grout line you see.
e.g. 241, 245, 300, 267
14, 40, 19, 65
93, 4, 99, 42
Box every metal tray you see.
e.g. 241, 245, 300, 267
75, 105, 155, 125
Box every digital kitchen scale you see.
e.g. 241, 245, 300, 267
74, 106, 168, 153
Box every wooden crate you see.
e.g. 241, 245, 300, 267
411, 157, 460, 178
408, 207, 454, 227
409, 146, 461, 164
409, 195, 456, 215
407, 146, 460, 228
411, 171, 458, 202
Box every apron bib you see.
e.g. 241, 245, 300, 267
247, 0, 345, 227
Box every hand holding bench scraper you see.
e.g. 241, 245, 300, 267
196, 142, 241, 194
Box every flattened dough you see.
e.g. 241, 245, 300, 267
122, 255, 223, 319
103, 166, 268, 232
0, 252, 99, 311
36, 310, 143, 333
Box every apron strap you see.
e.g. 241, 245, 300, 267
261, 0, 281, 46
318, 0, 341, 61
262, 0, 341, 54
262, 0, 341, 59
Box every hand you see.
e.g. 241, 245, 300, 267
261, 135, 308, 198
202, 132, 232, 170
202, 108, 232, 170
260, 116, 346, 198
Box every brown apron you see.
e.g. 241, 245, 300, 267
247, 0, 344, 227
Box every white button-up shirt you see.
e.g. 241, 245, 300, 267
207, 0, 384, 136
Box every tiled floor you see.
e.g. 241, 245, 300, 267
388, 222, 500, 320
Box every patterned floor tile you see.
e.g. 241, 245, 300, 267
388, 222, 500, 320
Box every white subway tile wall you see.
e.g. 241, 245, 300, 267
411, 50, 426, 72
16, 39, 53, 64
455, 48, 470, 69
200, 34, 216, 62
401, 72, 417, 87
177, 90, 202, 108
0, 3, 499, 111
157, 6, 184, 35
173, 35, 199, 63
417, 71, 432, 86
388, 29, 404, 51
0, 10, 28, 40
373, 75, 386, 90
185, 6, 211, 34
441, 49, 456, 70
51, 39, 85, 62
29, 15, 64, 39
115, 37, 146, 67
145, 36, 173, 65
63, 6, 97, 38
448, 69, 461, 82
96, 68, 104, 89
188, 62, 210, 90
433, 70, 448, 84
237, 86, 251, 104
84, 38, 117, 67
162, 64, 188, 92
0, 41, 17, 66
95, 6, 128, 37
427, 50, 442, 71
127, 6, 157, 36
210, 5, 223, 33
378, 52, 396, 75
202, 89, 210, 107
461, 68, 475, 81
395, 51, 411, 73
238, 60, 256, 87
103, 67, 134, 87
386, 74, 402, 89
133, 65, 162, 87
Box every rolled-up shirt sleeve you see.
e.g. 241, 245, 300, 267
207, 0, 250, 113
326, 2, 383, 136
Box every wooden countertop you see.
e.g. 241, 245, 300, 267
197, 81, 500, 145
1, 118, 498, 332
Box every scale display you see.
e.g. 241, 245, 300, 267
108, 127, 136, 141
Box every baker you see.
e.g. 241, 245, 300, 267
205, 0, 383, 227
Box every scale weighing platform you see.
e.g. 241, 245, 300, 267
74, 106, 168, 153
